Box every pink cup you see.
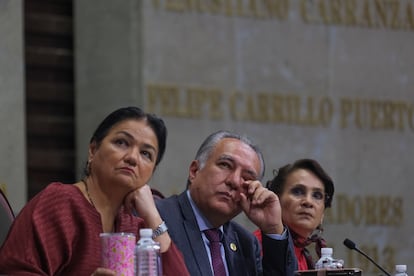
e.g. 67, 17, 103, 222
100, 232, 136, 276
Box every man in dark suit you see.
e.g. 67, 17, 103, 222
156, 130, 297, 275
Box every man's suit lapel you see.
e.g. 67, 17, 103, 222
177, 192, 214, 276
222, 225, 248, 276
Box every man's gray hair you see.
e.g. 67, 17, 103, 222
194, 130, 265, 180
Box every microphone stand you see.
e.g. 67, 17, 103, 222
343, 238, 391, 276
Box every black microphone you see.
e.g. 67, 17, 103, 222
343, 238, 391, 276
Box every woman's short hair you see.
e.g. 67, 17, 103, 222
266, 158, 334, 208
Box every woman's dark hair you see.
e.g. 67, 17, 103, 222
84, 106, 167, 176
266, 158, 334, 208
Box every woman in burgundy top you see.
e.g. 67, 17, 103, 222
254, 158, 334, 271
0, 106, 189, 276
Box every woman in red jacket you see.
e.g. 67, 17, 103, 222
254, 158, 334, 270
0, 106, 189, 276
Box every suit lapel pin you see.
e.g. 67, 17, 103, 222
230, 242, 237, 251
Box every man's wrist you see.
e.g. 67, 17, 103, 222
262, 224, 284, 235
264, 227, 287, 240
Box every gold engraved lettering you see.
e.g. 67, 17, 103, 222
152, 0, 291, 19
361, 0, 374, 28
304, 97, 315, 125
365, 196, 377, 225
299, 0, 413, 31
292, 96, 325, 126
339, 98, 414, 131
270, 94, 285, 122
390, 0, 401, 28
286, 95, 299, 124
330, 0, 342, 24
146, 83, 179, 116
344, 0, 357, 26
164, 0, 187, 12
396, 102, 406, 130
331, 194, 351, 224
235, 0, 244, 16
352, 99, 364, 129
383, 246, 396, 273
318, 0, 330, 24
326, 194, 404, 226
152, 0, 414, 31
268, 0, 290, 19
245, 94, 257, 121
407, 2, 414, 29
186, 87, 208, 118
256, 93, 271, 121
146, 83, 224, 119
302, 96, 327, 126
382, 102, 394, 129
300, 0, 311, 23
229, 91, 243, 120
340, 98, 353, 128
378, 196, 391, 225
187, 0, 202, 13
152, 0, 161, 9
242, 0, 291, 19
223, 0, 233, 16
369, 100, 381, 129
147, 83, 413, 132
374, 0, 388, 27
0, 183, 6, 195
209, 90, 223, 120
391, 197, 403, 225
319, 97, 334, 126
409, 102, 414, 129
248, 0, 260, 18
324, 0, 413, 30
350, 196, 364, 225
184, 86, 224, 119
229, 92, 331, 125
293, 95, 303, 124
246, 92, 267, 121
210, 0, 222, 13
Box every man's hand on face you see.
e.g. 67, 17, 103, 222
239, 180, 284, 235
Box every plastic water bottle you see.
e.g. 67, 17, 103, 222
135, 228, 162, 276
315, 247, 335, 269
395, 264, 408, 276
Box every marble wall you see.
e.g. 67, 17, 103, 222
0, 0, 26, 213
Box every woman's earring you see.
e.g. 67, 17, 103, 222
308, 224, 324, 242
87, 160, 92, 175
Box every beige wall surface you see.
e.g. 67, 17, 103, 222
76, 0, 414, 273
0, 0, 26, 213
75, 0, 144, 171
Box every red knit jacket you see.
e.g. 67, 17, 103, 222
0, 182, 189, 276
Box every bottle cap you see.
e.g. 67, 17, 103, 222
139, 228, 153, 238
321, 247, 333, 255
396, 265, 407, 272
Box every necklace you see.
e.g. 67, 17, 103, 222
81, 179, 96, 208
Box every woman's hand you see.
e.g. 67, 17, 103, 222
124, 184, 159, 221
124, 185, 171, 252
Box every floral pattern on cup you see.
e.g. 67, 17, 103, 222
100, 232, 136, 276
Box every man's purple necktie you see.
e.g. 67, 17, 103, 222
204, 229, 226, 276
